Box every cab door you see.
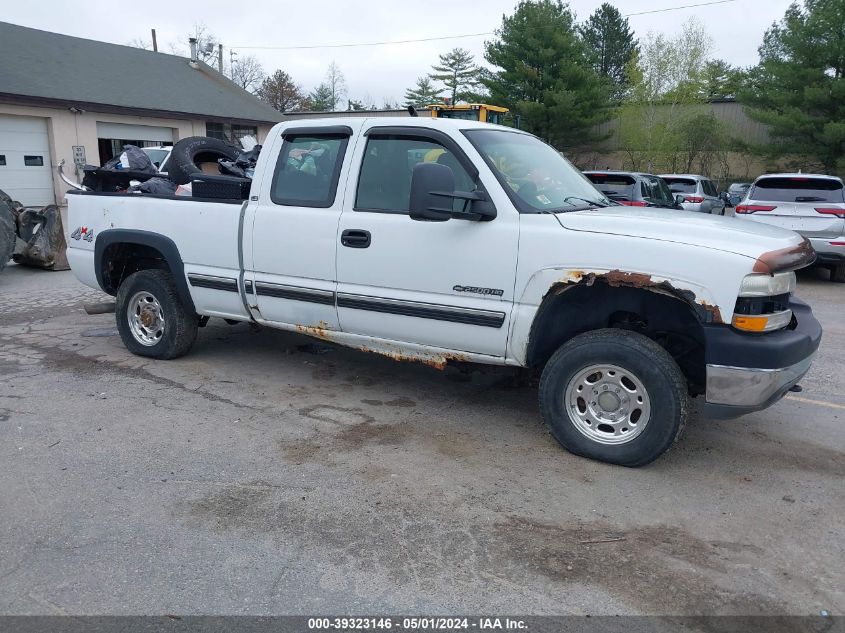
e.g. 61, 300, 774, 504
335, 125, 518, 358
246, 123, 360, 330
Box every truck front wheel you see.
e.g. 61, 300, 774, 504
115, 270, 198, 359
539, 329, 689, 467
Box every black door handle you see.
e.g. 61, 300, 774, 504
341, 229, 371, 248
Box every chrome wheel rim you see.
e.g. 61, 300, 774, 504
564, 363, 651, 445
127, 291, 165, 346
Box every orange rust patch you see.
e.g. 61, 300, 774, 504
357, 345, 470, 371
602, 270, 655, 288
295, 320, 332, 340
698, 300, 724, 324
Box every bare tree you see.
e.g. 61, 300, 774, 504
169, 23, 219, 64
127, 37, 152, 50
228, 54, 265, 93
324, 62, 347, 110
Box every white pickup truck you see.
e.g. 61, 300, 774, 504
66, 118, 822, 466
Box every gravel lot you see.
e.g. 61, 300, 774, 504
0, 263, 843, 616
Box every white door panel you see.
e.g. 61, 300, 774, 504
248, 121, 363, 330
336, 125, 518, 357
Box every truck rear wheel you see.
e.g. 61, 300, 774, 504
115, 270, 198, 359
538, 329, 689, 467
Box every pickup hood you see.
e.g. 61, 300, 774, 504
556, 207, 805, 260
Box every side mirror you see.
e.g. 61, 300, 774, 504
674, 194, 686, 205
409, 162, 454, 222
409, 162, 496, 222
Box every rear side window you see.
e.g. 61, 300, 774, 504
663, 177, 697, 193
585, 173, 636, 198
355, 135, 475, 213
751, 177, 844, 203
703, 180, 717, 196
271, 134, 349, 207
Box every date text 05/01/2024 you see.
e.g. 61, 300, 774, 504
307, 617, 528, 630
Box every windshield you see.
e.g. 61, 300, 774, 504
662, 177, 697, 193
142, 148, 169, 169
463, 129, 611, 212
751, 177, 844, 203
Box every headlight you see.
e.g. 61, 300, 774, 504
738, 272, 796, 297
732, 272, 795, 332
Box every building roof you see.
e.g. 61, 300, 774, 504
0, 21, 283, 125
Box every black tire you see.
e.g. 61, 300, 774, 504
0, 196, 16, 274
115, 269, 198, 359
167, 136, 239, 185
538, 329, 689, 467
830, 264, 845, 283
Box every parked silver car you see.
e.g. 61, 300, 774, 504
738, 173, 845, 282
659, 174, 726, 215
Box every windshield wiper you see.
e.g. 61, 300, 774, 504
545, 197, 613, 213
563, 196, 610, 208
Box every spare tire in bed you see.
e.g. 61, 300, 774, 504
167, 137, 240, 185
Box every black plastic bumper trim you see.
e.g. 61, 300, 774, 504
703, 298, 822, 369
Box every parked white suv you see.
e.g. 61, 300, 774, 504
737, 173, 845, 282
65, 118, 822, 466
660, 174, 725, 215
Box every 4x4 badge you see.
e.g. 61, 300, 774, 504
71, 226, 94, 242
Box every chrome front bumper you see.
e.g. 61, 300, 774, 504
703, 354, 815, 419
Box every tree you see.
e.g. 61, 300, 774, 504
257, 70, 307, 112
228, 54, 265, 93
404, 77, 443, 107
347, 99, 366, 111
128, 37, 152, 50
484, 0, 612, 148
579, 3, 638, 101
741, 0, 845, 172
324, 62, 347, 111
170, 23, 220, 65
309, 83, 336, 111
429, 48, 480, 102
618, 18, 714, 171
697, 60, 744, 100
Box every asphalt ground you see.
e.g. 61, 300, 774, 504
0, 263, 842, 616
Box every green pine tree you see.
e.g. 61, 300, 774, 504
429, 48, 479, 102
404, 77, 443, 108
308, 83, 335, 111
579, 3, 638, 102
741, 0, 845, 172
484, 0, 612, 147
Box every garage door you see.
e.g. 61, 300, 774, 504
0, 114, 54, 207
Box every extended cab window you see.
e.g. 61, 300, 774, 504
355, 135, 475, 213
751, 177, 845, 203
271, 134, 349, 208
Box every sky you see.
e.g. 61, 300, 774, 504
4, 0, 792, 106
